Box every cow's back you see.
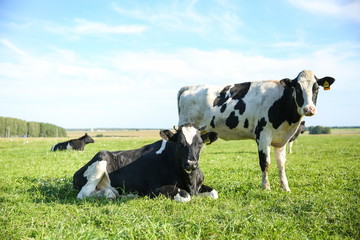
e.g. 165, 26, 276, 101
178, 81, 285, 141
72, 140, 170, 191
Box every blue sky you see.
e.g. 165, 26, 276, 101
1, 0, 359, 129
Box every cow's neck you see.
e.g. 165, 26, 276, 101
268, 87, 302, 129
179, 169, 199, 195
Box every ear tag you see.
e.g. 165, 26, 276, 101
323, 80, 330, 90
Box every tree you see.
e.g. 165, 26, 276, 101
0, 117, 67, 137
308, 126, 331, 134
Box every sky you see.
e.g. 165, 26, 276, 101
1, 0, 359, 129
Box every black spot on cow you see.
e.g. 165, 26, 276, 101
311, 82, 319, 105
230, 82, 250, 115
210, 116, 216, 128
213, 85, 231, 107
220, 103, 227, 113
293, 81, 305, 108
230, 82, 251, 99
268, 82, 301, 129
254, 117, 267, 142
234, 100, 246, 115
258, 150, 268, 172
244, 119, 249, 128
225, 111, 239, 129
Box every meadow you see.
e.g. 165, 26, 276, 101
0, 130, 359, 239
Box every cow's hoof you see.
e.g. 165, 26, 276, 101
174, 190, 191, 203
283, 187, 291, 192
209, 189, 218, 199
104, 188, 117, 199
199, 189, 219, 199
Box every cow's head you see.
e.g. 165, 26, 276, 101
160, 124, 218, 173
83, 133, 95, 144
280, 70, 335, 116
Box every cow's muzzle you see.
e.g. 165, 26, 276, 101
303, 106, 317, 116
184, 160, 198, 172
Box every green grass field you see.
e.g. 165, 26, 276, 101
1, 131, 359, 239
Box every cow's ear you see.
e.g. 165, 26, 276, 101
160, 130, 177, 141
280, 78, 293, 87
201, 132, 218, 145
317, 76, 335, 90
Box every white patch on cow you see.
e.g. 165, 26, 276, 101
156, 140, 167, 155
51, 144, 56, 151
66, 143, 73, 151
297, 70, 317, 116
199, 189, 219, 199
77, 160, 108, 199
182, 126, 198, 145
174, 193, 191, 203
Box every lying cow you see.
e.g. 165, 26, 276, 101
73, 124, 218, 202
288, 121, 305, 154
178, 70, 335, 191
51, 133, 95, 151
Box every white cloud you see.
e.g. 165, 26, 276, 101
73, 18, 146, 34
112, 1, 243, 38
0, 39, 29, 56
1, 39, 359, 127
288, 0, 360, 23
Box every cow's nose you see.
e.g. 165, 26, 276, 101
186, 160, 197, 170
303, 106, 316, 116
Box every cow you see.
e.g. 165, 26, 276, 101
178, 70, 335, 191
72, 124, 219, 202
288, 121, 305, 154
51, 133, 95, 151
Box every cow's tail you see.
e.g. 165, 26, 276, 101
177, 86, 191, 115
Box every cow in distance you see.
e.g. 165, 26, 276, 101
51, 133, 95, 151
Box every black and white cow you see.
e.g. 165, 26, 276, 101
51, 133, 95, 151
73, 124, 218, 202
178, 70, 335, 191
288, 121, 305, 154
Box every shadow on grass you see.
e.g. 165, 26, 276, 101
25, 177, 134, 205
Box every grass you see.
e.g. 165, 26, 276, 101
0, 132, 359, 239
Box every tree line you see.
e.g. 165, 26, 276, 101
0, 117, 67, 137
307, 126, 331, 134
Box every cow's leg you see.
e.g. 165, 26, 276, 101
274, 146, 291, 192
288, 141, 293, 154
257, 135, 272, 190
156, 185, 191, 203
198, 184, 218, 199
77, 160, 117, 199
96, 172, 120, 198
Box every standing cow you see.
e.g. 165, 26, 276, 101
178, 70, 335, 191
73, 124, 219, 202
51, 133, 95, 151
288, 121, 305, 154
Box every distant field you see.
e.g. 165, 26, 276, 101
66, 128, 360, 139
66, 129, 160, 139
1, 131, 359, 239
330, 128, 360, 135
